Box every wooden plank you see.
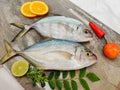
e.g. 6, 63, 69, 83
0, 0, 120, 90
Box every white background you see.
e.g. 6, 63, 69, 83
70, 0, 120, 34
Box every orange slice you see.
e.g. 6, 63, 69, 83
20, 2, 37, 17
30, 1, 49, 15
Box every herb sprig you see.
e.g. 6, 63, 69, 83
26, 65, 100, 90
26, 65, 47, 87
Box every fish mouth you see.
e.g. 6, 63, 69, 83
81, 36, 93, 42
90, 54, 97, 61
83, 29, 93, 42
86, 54, 97, 67
87, 35, 93, 41
88, 31, 94, 40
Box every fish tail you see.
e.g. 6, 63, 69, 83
10, 23, 25, 29
0, 40, 43, 69
0, 40, 17, 64
11, 23, 30, 42
11, 28, 29, 42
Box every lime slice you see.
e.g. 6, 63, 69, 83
11, 60, 29, 77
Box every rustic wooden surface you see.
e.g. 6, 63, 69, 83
0, 0, 120, 90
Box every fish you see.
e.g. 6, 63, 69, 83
0, 40, 97, 70
11, 16, 93, 42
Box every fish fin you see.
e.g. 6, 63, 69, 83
11, 28, 29, 42
10, 23, 30, 42
10, 23, 25, 29
53, 51, 72, 60
0, 40, 17, 64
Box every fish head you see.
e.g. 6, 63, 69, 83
81, 29, 93, 41
82, 48, 97, 60
75, 46, 97, 64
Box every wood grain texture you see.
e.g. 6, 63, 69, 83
0, 0, 120, 90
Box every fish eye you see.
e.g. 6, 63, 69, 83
86, 52, 92, 56
84, 29, 89, 34
86, 52, 90, 56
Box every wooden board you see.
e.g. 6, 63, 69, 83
0, 0, 120, 90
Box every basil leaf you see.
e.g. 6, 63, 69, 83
56, 80, 62, 90
63, 80, 71, 90
86, 72, 100, 82
48, 80, 56, 89
62, 71, 68, 78
79, 79, 90, 90
70, 70, 75, 78
55, 71, 60, 79
48, 72, 54, 80
79, 68, 86, 79
71, 80, 78, 90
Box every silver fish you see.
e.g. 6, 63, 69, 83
11, 16, 93, 42
0, 40, 97, 70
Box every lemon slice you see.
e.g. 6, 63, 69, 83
11, 60, 29, 77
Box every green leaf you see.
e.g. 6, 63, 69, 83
56, 80, 62, 90
63, 80, 71, 90
55, 71, 60, 79
71, 80, 78, 90
41, 73, 46, 77
70, 70, 75, 78
62, 71, 68, 78
86, 72, 100, 82
48, 80, 56, 89
48, 72, 54, 80
79, 79, 90, 90
40, 81, 45, 87
26, 66, 46, 87
79, 68, 86, 79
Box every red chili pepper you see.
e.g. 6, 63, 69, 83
89, 21, 105, 38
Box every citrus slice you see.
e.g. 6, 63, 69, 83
30, 1, 49, 15
20, 2, 37, 17
11, 60, 29, 77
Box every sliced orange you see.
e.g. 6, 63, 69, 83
30, 1, 49, 15
20, 2, 37, 17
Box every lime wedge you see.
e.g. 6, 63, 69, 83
11, 60, 29, 77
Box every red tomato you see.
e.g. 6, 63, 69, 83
103, 43, 120, 59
